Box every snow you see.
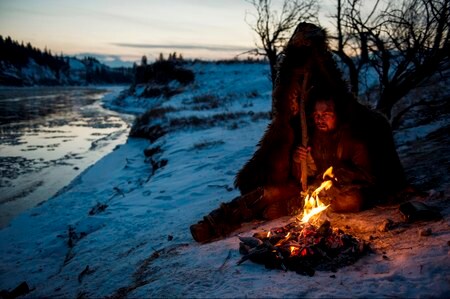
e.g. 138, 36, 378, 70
68, 58, 86, 71
1, 62, 449, 298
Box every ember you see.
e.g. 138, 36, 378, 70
238, 220, 369, 276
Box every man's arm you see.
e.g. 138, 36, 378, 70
334, 140, 375, 185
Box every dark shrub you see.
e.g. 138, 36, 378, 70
134, 60, 194, 86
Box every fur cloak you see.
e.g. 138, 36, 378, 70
234, 23, 406, 196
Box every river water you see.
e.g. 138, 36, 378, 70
0, 86, 134, 228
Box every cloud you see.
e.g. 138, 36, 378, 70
112, 42, 251, 52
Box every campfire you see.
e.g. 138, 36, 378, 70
238, 167, 369, 276
299, 166, 333, 223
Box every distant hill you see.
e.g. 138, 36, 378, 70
0, 36, 133, 86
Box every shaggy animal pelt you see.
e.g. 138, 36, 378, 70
234, 22, 406, 195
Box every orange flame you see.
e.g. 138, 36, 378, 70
290, 246, 299, 256
275, 232, 291, 247
322, 166, 334, 180
298, 166, 334, 223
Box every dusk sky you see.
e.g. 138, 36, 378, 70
0, 0, 338, 67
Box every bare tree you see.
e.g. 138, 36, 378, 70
331, 0, 380, 97
331, 0, 450, 121
245, 0, 319, 84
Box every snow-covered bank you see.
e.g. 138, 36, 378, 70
1, 62, 449, 298
0, 86, 132, 229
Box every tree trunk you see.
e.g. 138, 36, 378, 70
334, 50, 359, 96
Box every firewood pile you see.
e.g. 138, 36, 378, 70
238, 220, 369, 276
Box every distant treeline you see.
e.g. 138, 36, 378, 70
0, 35, 68, 74
80, 56, 133, 85
0, 36, 133, 85
0, 36, 265, 87
134, 53, 195, 86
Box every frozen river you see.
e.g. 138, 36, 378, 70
0, 86, 133, 228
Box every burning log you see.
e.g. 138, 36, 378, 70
237, 220, 369, 276
237, 165, 368, 275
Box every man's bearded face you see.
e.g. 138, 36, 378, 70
313, 100, 337, 132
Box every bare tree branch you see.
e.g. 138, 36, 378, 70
245, 0, 319, 84
330, 0, 449, 119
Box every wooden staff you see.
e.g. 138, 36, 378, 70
300, 72, 310, 192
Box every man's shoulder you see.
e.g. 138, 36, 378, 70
338, 124, 369, 146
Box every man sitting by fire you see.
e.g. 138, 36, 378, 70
294, 88, 378, 213
190, 23, 408, 243
190, 89, 399, 243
